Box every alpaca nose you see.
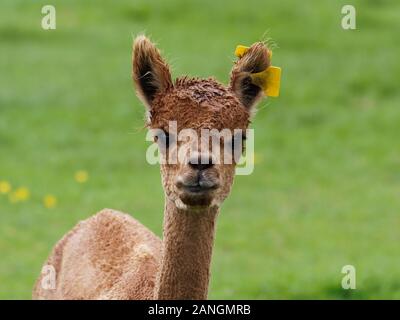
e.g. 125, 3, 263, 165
188, 153, 214, 171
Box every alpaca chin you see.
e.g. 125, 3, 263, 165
174, 197, 214, 212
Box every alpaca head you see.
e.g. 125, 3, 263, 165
133, 36, 270, 211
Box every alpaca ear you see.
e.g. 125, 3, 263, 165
132, 35, 173, 108
229, 42, 271, 111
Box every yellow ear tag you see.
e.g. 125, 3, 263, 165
250, 66, 281, 97
234, 45, 280, 97
235, 45, 272, 59
235, 45, 249, 58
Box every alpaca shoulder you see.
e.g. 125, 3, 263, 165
33, 209, 161, 300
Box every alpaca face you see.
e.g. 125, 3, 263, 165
132, 36, 270, 210
150, 78, 250, 209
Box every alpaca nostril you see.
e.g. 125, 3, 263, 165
188, 154, 214, 171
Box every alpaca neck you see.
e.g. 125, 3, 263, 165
154, 198, 219, 299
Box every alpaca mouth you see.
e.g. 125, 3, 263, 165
185, 185, 206, 193
175, 173, 220, 207
176, 174, 219, 194
183, 184, 218, 194
178, 183, 218, 207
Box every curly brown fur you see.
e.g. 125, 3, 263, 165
150, 77, 250, 132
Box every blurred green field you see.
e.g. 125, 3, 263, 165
1, 0, 400, 299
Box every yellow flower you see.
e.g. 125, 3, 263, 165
0, 181, 11, 194
9, 187, 30, 203
44, 195, 57, 209
75, 170, 89, 183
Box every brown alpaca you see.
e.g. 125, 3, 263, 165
32, 36, 271, 300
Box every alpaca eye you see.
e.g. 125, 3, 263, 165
155, 130, 170, 150
231, 135, 246, 154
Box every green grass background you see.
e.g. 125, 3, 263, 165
1, 0, 399, 299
